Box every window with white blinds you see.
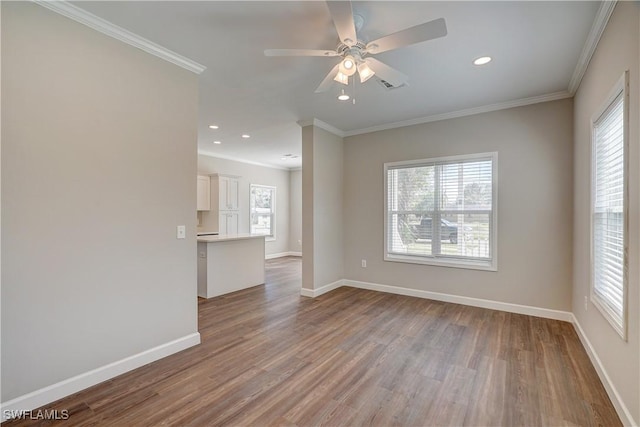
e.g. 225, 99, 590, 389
384, 152, 497, 271
591, 72, 628, 339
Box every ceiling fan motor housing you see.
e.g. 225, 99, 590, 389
337, 41, 368, 58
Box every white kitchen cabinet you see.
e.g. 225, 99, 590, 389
218, 211, 239, 235
197, 175, 210, 211
208, 174, 241, 235
218, 176, 239, 211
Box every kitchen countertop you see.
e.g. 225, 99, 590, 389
197, 233, 266, 243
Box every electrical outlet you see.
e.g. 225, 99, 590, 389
584, 295, 588, 311
177, 225, 186, 239
361, 259, 367, 268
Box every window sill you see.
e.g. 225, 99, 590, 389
590, 293, 627, 341
384, 253, 497, 271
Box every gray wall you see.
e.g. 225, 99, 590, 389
573, 2, 639, 423
197, 155, 291, 256
1, 2, 199, 401
343, 99, 574, 310
302, 126, 344, 290
289, 169, 302, 254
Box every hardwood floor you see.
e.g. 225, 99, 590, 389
5, 256, 620, 426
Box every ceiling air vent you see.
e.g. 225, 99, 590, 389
376, 77, 407, 90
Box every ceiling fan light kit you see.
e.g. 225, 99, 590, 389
357, 61, 375, 83
339, 54, 358, 78
265, 0, 448, 96
333, 71, 349, 85
342, 56, 355, 70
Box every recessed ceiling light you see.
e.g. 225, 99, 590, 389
213, 140, 221, 144
473, 56, 492, 66
241, 134, 250, 139
209, 125, 219, 129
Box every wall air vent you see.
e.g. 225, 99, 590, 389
376, 78, 407, 90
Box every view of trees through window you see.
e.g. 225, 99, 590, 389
387, 157, 493, 261
250, 185, 275, 237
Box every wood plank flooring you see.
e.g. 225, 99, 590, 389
5, 257, 620, 426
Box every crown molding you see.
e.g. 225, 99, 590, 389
198, 150, 294, 171
568, 1, 617, 94
297, 119, 346, 138
33, 0, 206, 75
343, 90, 572, 137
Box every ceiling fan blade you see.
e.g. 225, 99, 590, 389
366, 18, 447, 54
315, 64, 340, 93
264, 49, 339, 57
326, 1, 358, 46
365, 58, 408, 87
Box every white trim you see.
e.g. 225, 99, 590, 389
384, 254, 495, 271
343, 280, 573, 322
198, 150, 291, 171
300, 277, 572, 322
568, 1, 617, 94
343, 91, 572, 137
33, 1, 206, 75
265, 251, 302, 260
589, 71, 629, 340
297, 119, 346, 138
299, 280, 344, 298
0, 332, 201, 421
300, 288, 314, 297
207, 90, 571, 170
571, 315, 637, 427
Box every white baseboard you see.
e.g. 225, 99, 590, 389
343, 279, 573, 322
265, 251, 302, 260
0, 332, 201, 421
300, 278, 572, 322
570, 315, 637, 427
300, 279, 344, 298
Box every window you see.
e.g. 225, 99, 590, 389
250, 185, 275, 240
591, 72, 628, 339
384, 152, 497, 271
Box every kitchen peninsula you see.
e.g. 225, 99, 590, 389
197, 234, 265, 298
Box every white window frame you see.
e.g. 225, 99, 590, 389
250, 184, 276, 241
384, 152, 498, 271
590, 71, 629, 340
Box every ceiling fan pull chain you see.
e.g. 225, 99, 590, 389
352, 74, 357, 104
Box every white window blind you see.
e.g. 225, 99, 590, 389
591, 74, 627, 339
385, 153, 497, 270
250, 185, 276, 239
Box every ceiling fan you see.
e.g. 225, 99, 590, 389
264, 1, 447, 93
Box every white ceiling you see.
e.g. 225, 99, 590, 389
72, 1, 600, 169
